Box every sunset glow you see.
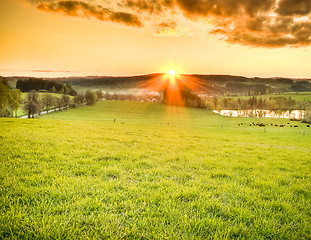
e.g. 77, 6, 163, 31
1, 0, 311, 77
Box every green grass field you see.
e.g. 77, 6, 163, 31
1, 101, 311, 239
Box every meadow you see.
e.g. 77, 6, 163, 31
1, 101, 311, 239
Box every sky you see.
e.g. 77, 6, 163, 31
0, 0, 311, 78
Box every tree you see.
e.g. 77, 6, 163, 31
41, 94, 55, 113
24, 90, 41, 118
258, 98, 263, 110
0, 78, 22, 117
9, 89, 22, 117
0, 78, 10, 117
213, 97, 218, 109
73, 94, 85, 107
96, 90, 104, 100
223, 98, 228, 109
85, 90, 97, 105
63, 86, 70, 95
55, 97, 64, 111
288, 97, 296, 111
73, 96, 79, 107
62, 95, 70, 109
49, 86, 56, 93
58, 87, 64, 94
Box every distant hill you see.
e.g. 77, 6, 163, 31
4, 74, 311, 95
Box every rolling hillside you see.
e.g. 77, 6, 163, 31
5, 74, 311, 95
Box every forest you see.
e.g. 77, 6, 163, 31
16, 78, 77, 96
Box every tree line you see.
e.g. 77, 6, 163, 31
0, 77, 22, 117
163, 87, 206, 108
205, 96, 311, 111
24, 90, 101, 118
16, 78, 77, 96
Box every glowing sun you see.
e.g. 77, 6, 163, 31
168, 69, 176, 76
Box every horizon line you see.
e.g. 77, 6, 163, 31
0, 69, 310, 79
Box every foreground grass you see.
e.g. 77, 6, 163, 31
1, 101, 311, 239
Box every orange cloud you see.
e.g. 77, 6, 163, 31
37, 1, 142, 27
122, 0, 173, 14
32, 0, 311, 47
154, 21, 179, 35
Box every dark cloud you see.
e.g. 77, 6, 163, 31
121, 0, 173, 14
30, 0, 311, 48
37, 0, 142, 27
109, 11, 142, 26
212, 15, 311, 48
173, 0, 311, 47
277, 0, 311, 16
122, 0, 162, 13
123, 0, 275, 17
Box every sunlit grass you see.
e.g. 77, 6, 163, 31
1, 101, 311, 239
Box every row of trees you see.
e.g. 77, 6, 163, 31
179, 89, 206, 108
24, 90, 101, 118
163, 87, 206, 108
16, 78, 77, 96
206, 96, 311, 111
24, 91, 70, 118
0, 78, 22, 117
